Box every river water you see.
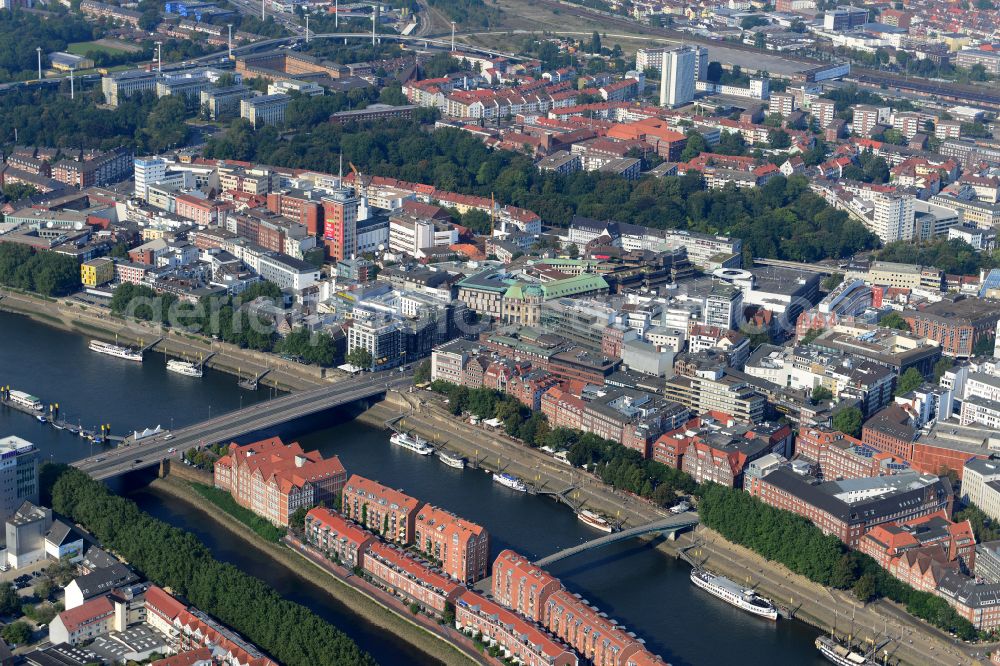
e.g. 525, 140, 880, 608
0, 310, 826, 666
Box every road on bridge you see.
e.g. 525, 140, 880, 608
74, 370, 412, 480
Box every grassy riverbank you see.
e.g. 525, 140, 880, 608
188, 482, 285, 542
153, 474, 476, 666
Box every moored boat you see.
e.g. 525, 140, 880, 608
690, 568, 778, 620
437, 450, 465, 469
493, 472, 527, 492
390, 432, 434, 455
167, 359, 203, 377
577, 509, 614, 533
89, 340, 143, 362
35, 415, 47, 424
815, 635, 878, 666
8, 390, 43, 411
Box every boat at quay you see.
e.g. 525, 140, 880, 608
690, 568, 779, 620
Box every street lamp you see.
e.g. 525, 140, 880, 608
227, 24, 233, 59
305, 12, 310, 44
155, 41, 162, 73
335, 0, 338, 28
69, 65, 75, 100
36, 47, 41, 81
451, 21, 455, 52
261, 0, 265, 21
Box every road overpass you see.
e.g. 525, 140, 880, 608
752, 258, 847, 276
73, 370, 410, 480
533, 512, 700, 567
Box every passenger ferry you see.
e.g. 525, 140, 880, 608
437, 450, 466, 469
167, 359, 203, 378
690, 568, 779, 620
815, 635, 878, 666
89, 340, 143, 362
8, 390, 43, 411
493, 472, 527, 492
390, 432, 434, 455
577, 509, 614, 533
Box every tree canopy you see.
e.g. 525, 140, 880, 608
877, 238, 999, 277
0, 244, 80, 296
50, 466, 375, 666
204, 123, 877, 263
832, 406, 864, 438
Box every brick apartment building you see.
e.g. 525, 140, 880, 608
903, 298, 1000, 358
341, 475, 423, 545
747, 469, 953, 548
540, 386, 688, 458
540, 387, 587, 431
492, 550, 562, 623
454, 590, 579, 666
491, 549, 664, 666
798, 425, 909, 480
362, 542, 463, 615
413, 504, 490, 584
859, 512, 976, 594
51, 148, 133, 188
304, 506, 375, 569
681, 433, 769, 488
266, 189, 324, 235
213, 437, 347, 526
863, 405, 988, 478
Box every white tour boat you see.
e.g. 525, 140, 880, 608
437, 450, 466, 469
577, 509, 614, 533
167, 359, 203, 377
493, 472, 527, 492
390, 432, 434, 455
8, 390, 43, 411
690, 568, 779, 620
89, 340, 143, 362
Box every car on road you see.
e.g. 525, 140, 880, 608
134, 458, 143, 464
167, 447, 176, 454
164, 433, 174, 440
94, 457, 105, 462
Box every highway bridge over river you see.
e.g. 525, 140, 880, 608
72, 370, 411, 480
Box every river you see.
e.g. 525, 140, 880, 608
0, 310, 827, 665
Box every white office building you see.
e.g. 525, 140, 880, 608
240, 94, 291, 127
659, 47, 696, 108
257, 252, 320, 292
871, 192, 915, 244
0, 436, 38, 523
133, 157, 167, 200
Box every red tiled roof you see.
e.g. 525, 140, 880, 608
152, 648, 213, 666
367, 542, 462, 594
220, 437, 345, 493
146, 585, 186, 623
306, 507, 372, 548
57, 595, 114, 632
343, 474, 422, 513
457, 590, 568, 659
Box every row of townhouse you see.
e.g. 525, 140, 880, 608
492, 550, 666, 666
303, 508, 580, 665
340, 474, 490, 584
